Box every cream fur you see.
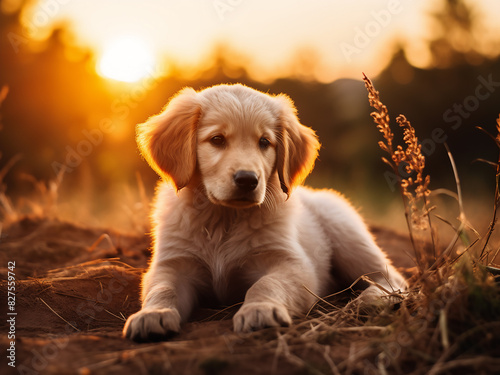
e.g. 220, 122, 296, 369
123, 84, 406, 342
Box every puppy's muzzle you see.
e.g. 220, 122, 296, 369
234, 170, 258, 192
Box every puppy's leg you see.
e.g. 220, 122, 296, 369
123, 257, 203, 342
233, 252, 316, 333
355, 263, 406, 308
336, 234, 407, 307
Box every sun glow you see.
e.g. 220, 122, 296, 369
97, 36, 156, 83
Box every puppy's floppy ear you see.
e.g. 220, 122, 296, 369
275, 94, 320, 196
137, 88, 200, 190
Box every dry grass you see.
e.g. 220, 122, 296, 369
2, 80, 500, 374
0, 85, 150, 231
353, 74, 500, 374
0, 85, 64, 226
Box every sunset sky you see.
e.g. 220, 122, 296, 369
10, 0, 500, 82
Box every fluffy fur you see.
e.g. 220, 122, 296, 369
123, 84, 406, 342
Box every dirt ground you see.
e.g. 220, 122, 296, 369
0, 216, 418, 375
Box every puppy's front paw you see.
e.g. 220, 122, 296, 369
123, 308, 181, 342
233, 302, 292, 333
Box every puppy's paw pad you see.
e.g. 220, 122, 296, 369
123, 308, 181, 342
233, 302, 292, 333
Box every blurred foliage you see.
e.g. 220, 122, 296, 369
0, 0, 500, 224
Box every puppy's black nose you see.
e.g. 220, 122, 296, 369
234, 170, 258, 191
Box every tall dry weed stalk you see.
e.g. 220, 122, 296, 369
361, 77, 500, 373
477, 115, 500, 264
363, 74, 436, 272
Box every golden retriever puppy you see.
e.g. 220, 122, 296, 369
123, 84, 406, 342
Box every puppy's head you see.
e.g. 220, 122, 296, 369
137, 84, 320, 208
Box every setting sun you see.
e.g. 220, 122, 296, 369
97, 36, 156, 83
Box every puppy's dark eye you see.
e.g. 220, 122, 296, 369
210, 135, 226, 147
259, 137, 271, 150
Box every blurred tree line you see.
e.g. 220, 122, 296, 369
1, 0, 500, 222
